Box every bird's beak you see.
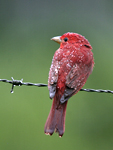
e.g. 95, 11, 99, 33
51, 36, 61, 44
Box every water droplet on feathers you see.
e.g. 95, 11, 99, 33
66, 63, 71, 68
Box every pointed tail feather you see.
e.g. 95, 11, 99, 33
44, 94, 68, 137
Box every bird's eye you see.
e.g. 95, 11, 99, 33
64, 37, 68, 42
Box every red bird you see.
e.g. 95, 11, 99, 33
44, 32, 94, 137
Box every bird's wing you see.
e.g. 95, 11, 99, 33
60, 63, 90, 103
48, 59, 59, 99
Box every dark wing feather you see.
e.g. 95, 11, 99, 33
60, 64, 90, 103
48, 59, 59, 99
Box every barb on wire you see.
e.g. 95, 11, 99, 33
0, 77, 47, 93
0, 77, 113, 94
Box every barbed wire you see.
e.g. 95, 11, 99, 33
0, 77, 47, 93
0, 77, 113, 94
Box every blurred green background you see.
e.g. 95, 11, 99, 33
0, 0, 113, 150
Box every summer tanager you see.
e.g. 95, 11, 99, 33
44, 32, 94, 137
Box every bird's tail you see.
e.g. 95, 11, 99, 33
44, 94, 68, 137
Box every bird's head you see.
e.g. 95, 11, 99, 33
51, 32, 92, 49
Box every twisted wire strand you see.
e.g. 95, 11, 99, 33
0, 77, 113, 94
